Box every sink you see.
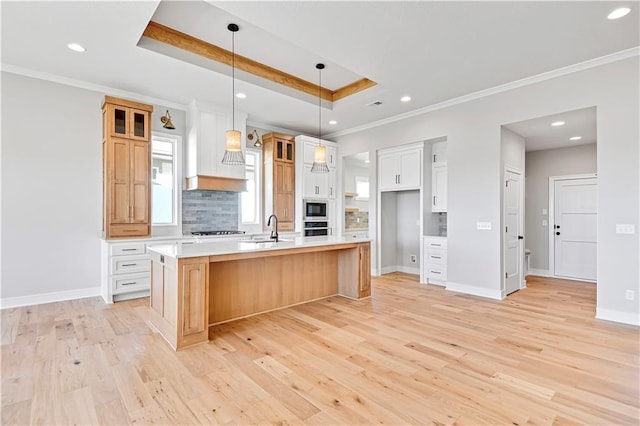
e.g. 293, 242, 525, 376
240, 238, 293, 244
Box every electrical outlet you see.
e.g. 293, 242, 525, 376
410, 255, 417, 263
625, 290, 635, 301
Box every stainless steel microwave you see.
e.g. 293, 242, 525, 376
303, 200, 327, 220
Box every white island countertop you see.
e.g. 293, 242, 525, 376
147, 235, 371, 259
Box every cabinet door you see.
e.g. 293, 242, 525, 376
109, 105, 129, 138
276, 193, 294, 222
431, 141, 447, 164
328, 168, 337, 199
130, 141, 150, 223
303, 164, 328, 198
129, 108, 150, 141
398, 149, 421, 189
378, 153, 399, 191
110, 138, 131, 224
303, 141, 317, 165
358, 243, 371, 297
326, 146, 337, 168
181, 262, 208, 336
432, 164, 447, 212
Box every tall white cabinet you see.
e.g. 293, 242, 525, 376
294, 135, 338, 234
431, 141, 447, 212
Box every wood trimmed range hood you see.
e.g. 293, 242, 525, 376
185, 100, 247, 192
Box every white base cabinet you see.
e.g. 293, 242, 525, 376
423, 236, 447, 285
102, 240, 151, 303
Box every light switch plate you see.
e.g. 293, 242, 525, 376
542, 208, 548, 215
616, 224, 635, 234
477, 222, 492, 230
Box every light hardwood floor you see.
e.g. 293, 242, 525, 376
2, 274, 638, 425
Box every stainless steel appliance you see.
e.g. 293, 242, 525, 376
304, 221, 329, 237
191, 230, 246, 236
303, 199, 327, 220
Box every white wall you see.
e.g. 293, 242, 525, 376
1, 72, 189, 304
336, 57, 639, 324
525, 144, 597, 271
344, 164, 369, 212
396, 190, 421, 272
380, 192, 397, 271
1, 73, 103, 300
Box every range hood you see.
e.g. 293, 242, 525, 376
185, 100, 247, 192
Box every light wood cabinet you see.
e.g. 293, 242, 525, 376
263, 133, 295, 231
102, 96, 153, 239
358, 242, 371, 297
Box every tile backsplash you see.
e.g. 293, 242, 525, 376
345, 211, 369, 229
182, 190, 238, 234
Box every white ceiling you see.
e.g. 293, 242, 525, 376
1, 1, 638, 141
504, 107, 597, 152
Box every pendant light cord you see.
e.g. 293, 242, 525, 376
232, 30, 235, 131
318, 66, 321, 144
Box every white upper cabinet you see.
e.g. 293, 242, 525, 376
378, 144, 423, 191
431, 141, 448, 165
186, 100, 247, 182
303, 164, 329, 198
431, 141, 448, 212
297, 136, 337, 199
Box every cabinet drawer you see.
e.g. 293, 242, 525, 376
110, 242, 146, 256
426, 266, 447, 281
111, 254, 150, 275
111, 273, 150, 294
425, 249, 447, 265
424, 237, 447, 249
109, 224, 149, 238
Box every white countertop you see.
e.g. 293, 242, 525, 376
147, 236, 370, 259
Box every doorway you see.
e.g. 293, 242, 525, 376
549, 174, 598, 281
504, 168, 523, 295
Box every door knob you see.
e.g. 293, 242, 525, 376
518, 235, 524, 240
554, 224, 560, 229
556, 231, 560, 236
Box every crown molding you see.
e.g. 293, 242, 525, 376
246, 120, 300, 136
1, 63, 188, 111
325, 47, 640, 139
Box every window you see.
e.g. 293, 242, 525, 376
151, 134, 178, 225
355, 176, 370, 201
241, 149, 261, 225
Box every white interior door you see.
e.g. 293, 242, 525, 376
553, 177, 597, 280
504, 170, 522, 295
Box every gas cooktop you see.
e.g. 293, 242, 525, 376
191, 230, 246, 236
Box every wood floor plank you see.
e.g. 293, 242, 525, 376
1, 274, 638, 425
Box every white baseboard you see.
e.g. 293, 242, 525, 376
397, 266, 420, 275
380, 266, 397, 275
446, 281, 504, 300
596, 308, 640, 326
528, 268, 550, 277
380, 265, 420, 275
0, 286, 102, 310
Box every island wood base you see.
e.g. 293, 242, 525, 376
149, 242, 370, 350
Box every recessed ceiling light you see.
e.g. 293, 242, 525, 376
235, 92, 246, 99
570, 136, 582, 141
67, 43, 86, 52
551, 121, 565, 127
608, 7, 631, 20
329, 120, 337, 125
400, 96, 412, 102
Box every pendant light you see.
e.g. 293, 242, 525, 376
222, 23, 245, 165
310, 63, 329, 173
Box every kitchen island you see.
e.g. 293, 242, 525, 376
147, 236, 371, 350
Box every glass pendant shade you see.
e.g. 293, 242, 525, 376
311, 144, 329, 173
222, 129, 245, 165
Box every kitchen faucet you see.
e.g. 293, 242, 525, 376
267, 214, 279, 242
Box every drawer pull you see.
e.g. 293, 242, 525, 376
122, 248, 138, 251
431, 255, 442, 259
121, 263, 137, 267
121, 282, 137, 286
430, 243, 441, 247
430, 270, 441, 275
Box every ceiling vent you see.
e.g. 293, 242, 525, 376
367, 100, 383, 107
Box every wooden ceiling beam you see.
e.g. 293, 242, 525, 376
142, 21, 376, 103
